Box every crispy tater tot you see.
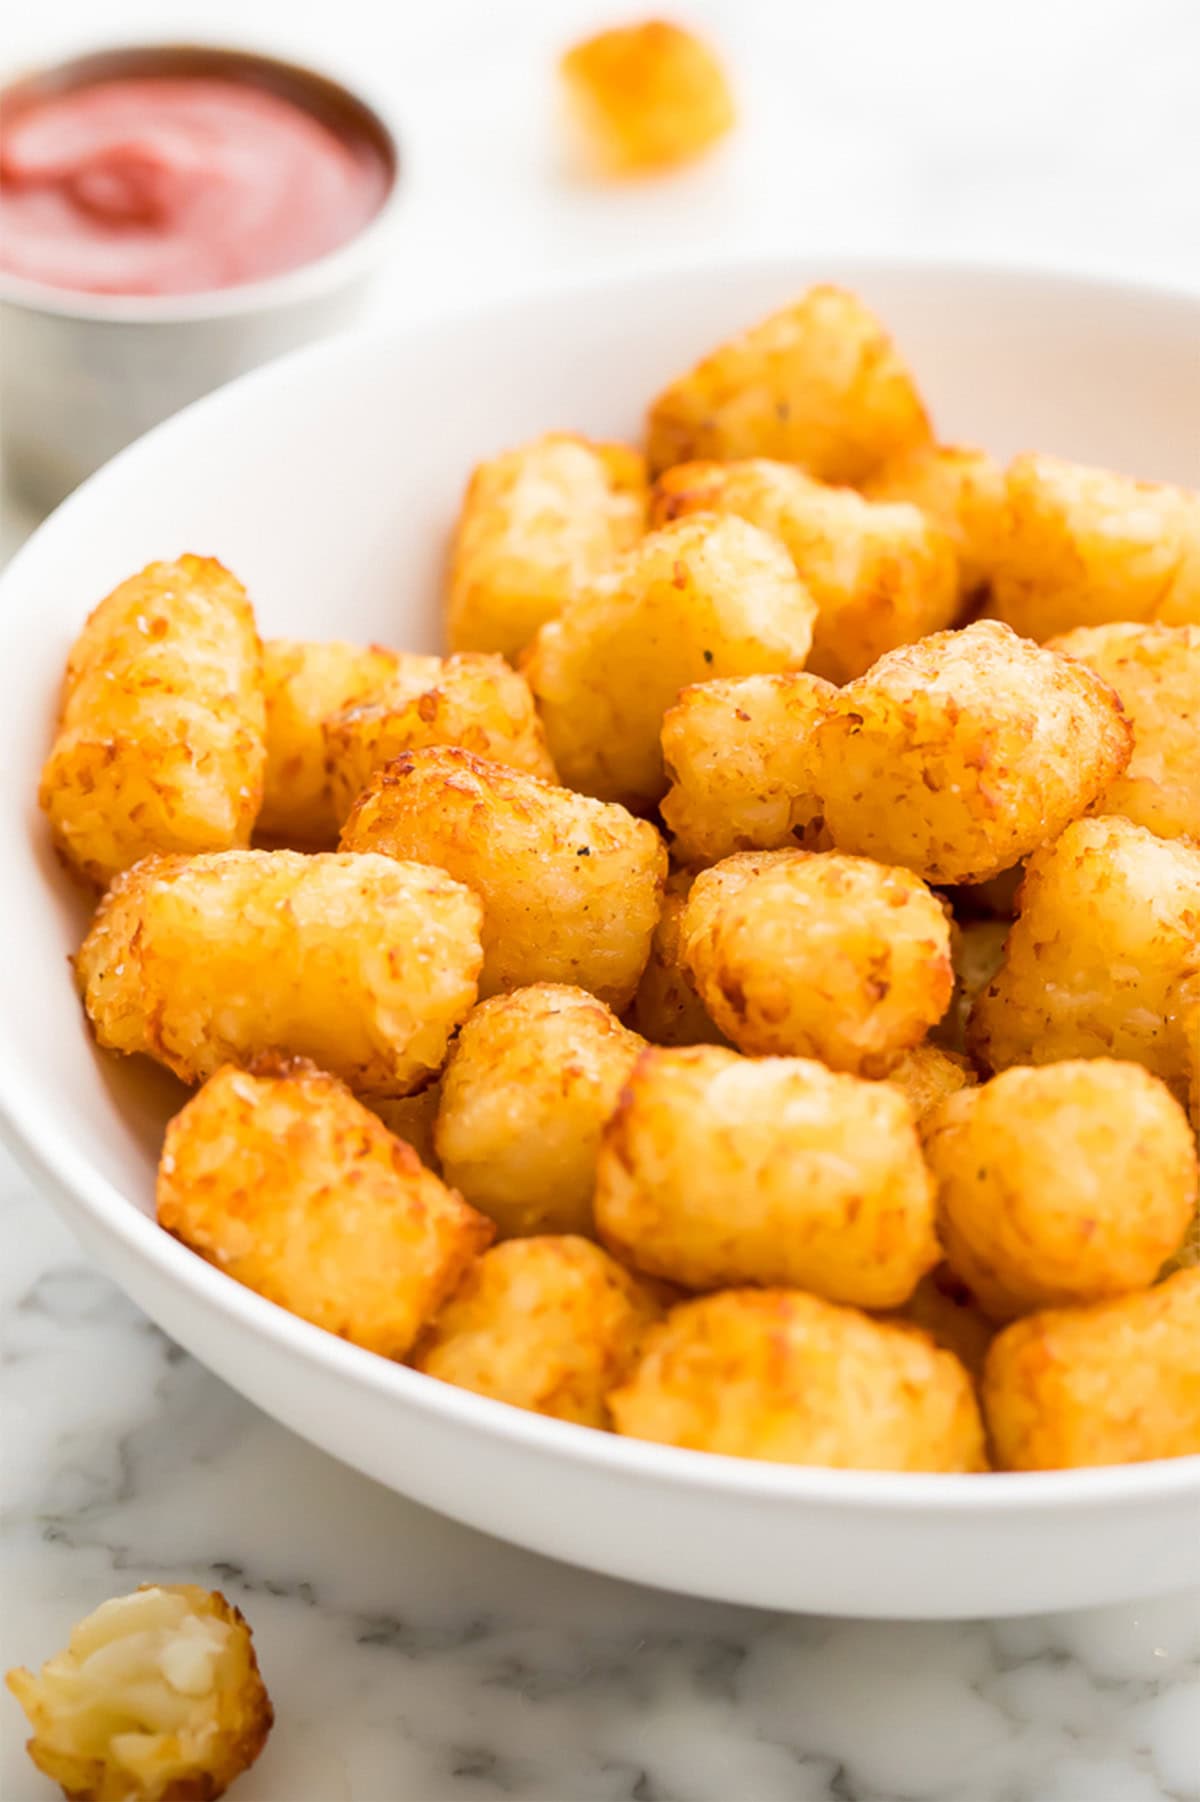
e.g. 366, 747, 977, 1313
595, 1044, 938, 1306
968, 816, 1200, 1091
340, 747, 667, 1009
885, 1266, 995, 1383
324, 650, 555, 821
984, 1269, 1200, 1470
411, 1236, 665, 1427
651, 459, 959, 682
1047, 622, 1200, 841
6, 1584, 272, 1802
861, 443, 1006, 601
681, 850, 953, 1075
525, 513, 815, 810
76, 849, 482, 1096
259, 638, 400, 845
933, 916, 1010, 1055
812, 620, 1132, 884
989, 453, 1200, 640
645, 285, 932, 485
39, 556, 266, 887
925, 1061, 1197, 1321
884, 1041, 976, 1128
369, 1085, 442, 1171
435, 984, 644, 1238
660, 672, 834, 865
610, 1288, 985, 1471
447, 432, 646, 661
158, 1061, 491, 1356
560, 20, 735, 175
630, 869, 728, 1047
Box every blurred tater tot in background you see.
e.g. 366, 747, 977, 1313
988, 454, 1200, 640
983, 1269, 1200, 1470
886, 1267, 994, 1383
158, 1060, 492, 1358
861, 443, 1006, 605
630, 869, 728, 1047
260, 637, 400, 845
436, 984, 644, 1238
76, 849, 482, 1097
370, 1085, 442, 1171
411, 1236, 666, 1427
40, 557, 265, 887
1047, 622, 1200, 840
560, 20, 735, 176
646, 285, 932, 485
681, 850, 953, 1075
610, 1288, 985, 1471
933, 916, 1010, 1056
341, 747, 666, 1009
324, 649, 556, 822
811, 621, 1132, 884
660, 672, 834, 867
651, 459, 960, 682
447, 433, 645, 662
525, 513, 815, 810
884, 1041, 976, 1130
595, 1044, 938, 1307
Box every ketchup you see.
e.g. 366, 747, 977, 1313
0, 76, 390, 296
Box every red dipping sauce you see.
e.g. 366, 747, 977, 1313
0, 74, 391, 296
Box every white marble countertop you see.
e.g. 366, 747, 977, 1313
3, 2, 1200, 1797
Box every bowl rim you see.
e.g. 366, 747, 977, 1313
0, 35, 403, 323
2, 249, 1198, 1516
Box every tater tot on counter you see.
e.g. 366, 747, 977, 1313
40, 556, 265, 887
651, 459, 959, 682
340, 747, 666, 1009
411, 1236, 666, 1427
447, 432, 646, 661
630, 869, 728, 1047
259, 637, 400, 845
660, 672, 834, 867
989, 454, 1200, 640
610, 1288, 985, 1471
812, 621, 1132, 884
324, 650, 555, 822
76, 849, 482, 1096
925, 1061, 1197, 1321
158, 1061, 491, 1358
983, 1269, 1200, 1470
436, 985, 644, 1238
861, 443, 1006, 602
681, 850, 953, 1075
560, 20, 735, 175
645, 286, 932, 485
594, 1045, 938, 1307
524, 513, 815, 811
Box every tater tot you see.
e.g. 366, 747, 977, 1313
447, 432, 646, 661
525, 514, 815, 810
660, 672, 834, 866
411, 1236, 665, 1427
884, 1041, 976, 1128
933, 916, 1010, 1055
984, 1269, 1200, 1470
989, 453, 1200, 640
681, 850, 953, 1075
39, 557, 265, 887
812, 620, 1132, 884
861, 443, 1006, 601
968, 816, 1200, 1091
645, 285, 932, 485
651, 459, 959, 682
76, 849, 482, 1096
630, 869, 728, 1047
595, 1045, 938, 1306
886, 1266, 994, 1383
610, 1288, 985, 1471
1047, 622, 1200, 841
324, 650, 555, 821
925, 1061, 1197, 1321
435, 985, 644, 1237
259, 637, 400, 845
560, 20, 735, 175
158, 1061, 491, 1357
340, 747, 666, 1009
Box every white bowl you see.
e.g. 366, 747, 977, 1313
2, 257, 1198, 1621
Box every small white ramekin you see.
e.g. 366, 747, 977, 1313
0, 41, 402, 510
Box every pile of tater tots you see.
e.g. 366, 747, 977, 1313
42, 284, 1200, 1477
